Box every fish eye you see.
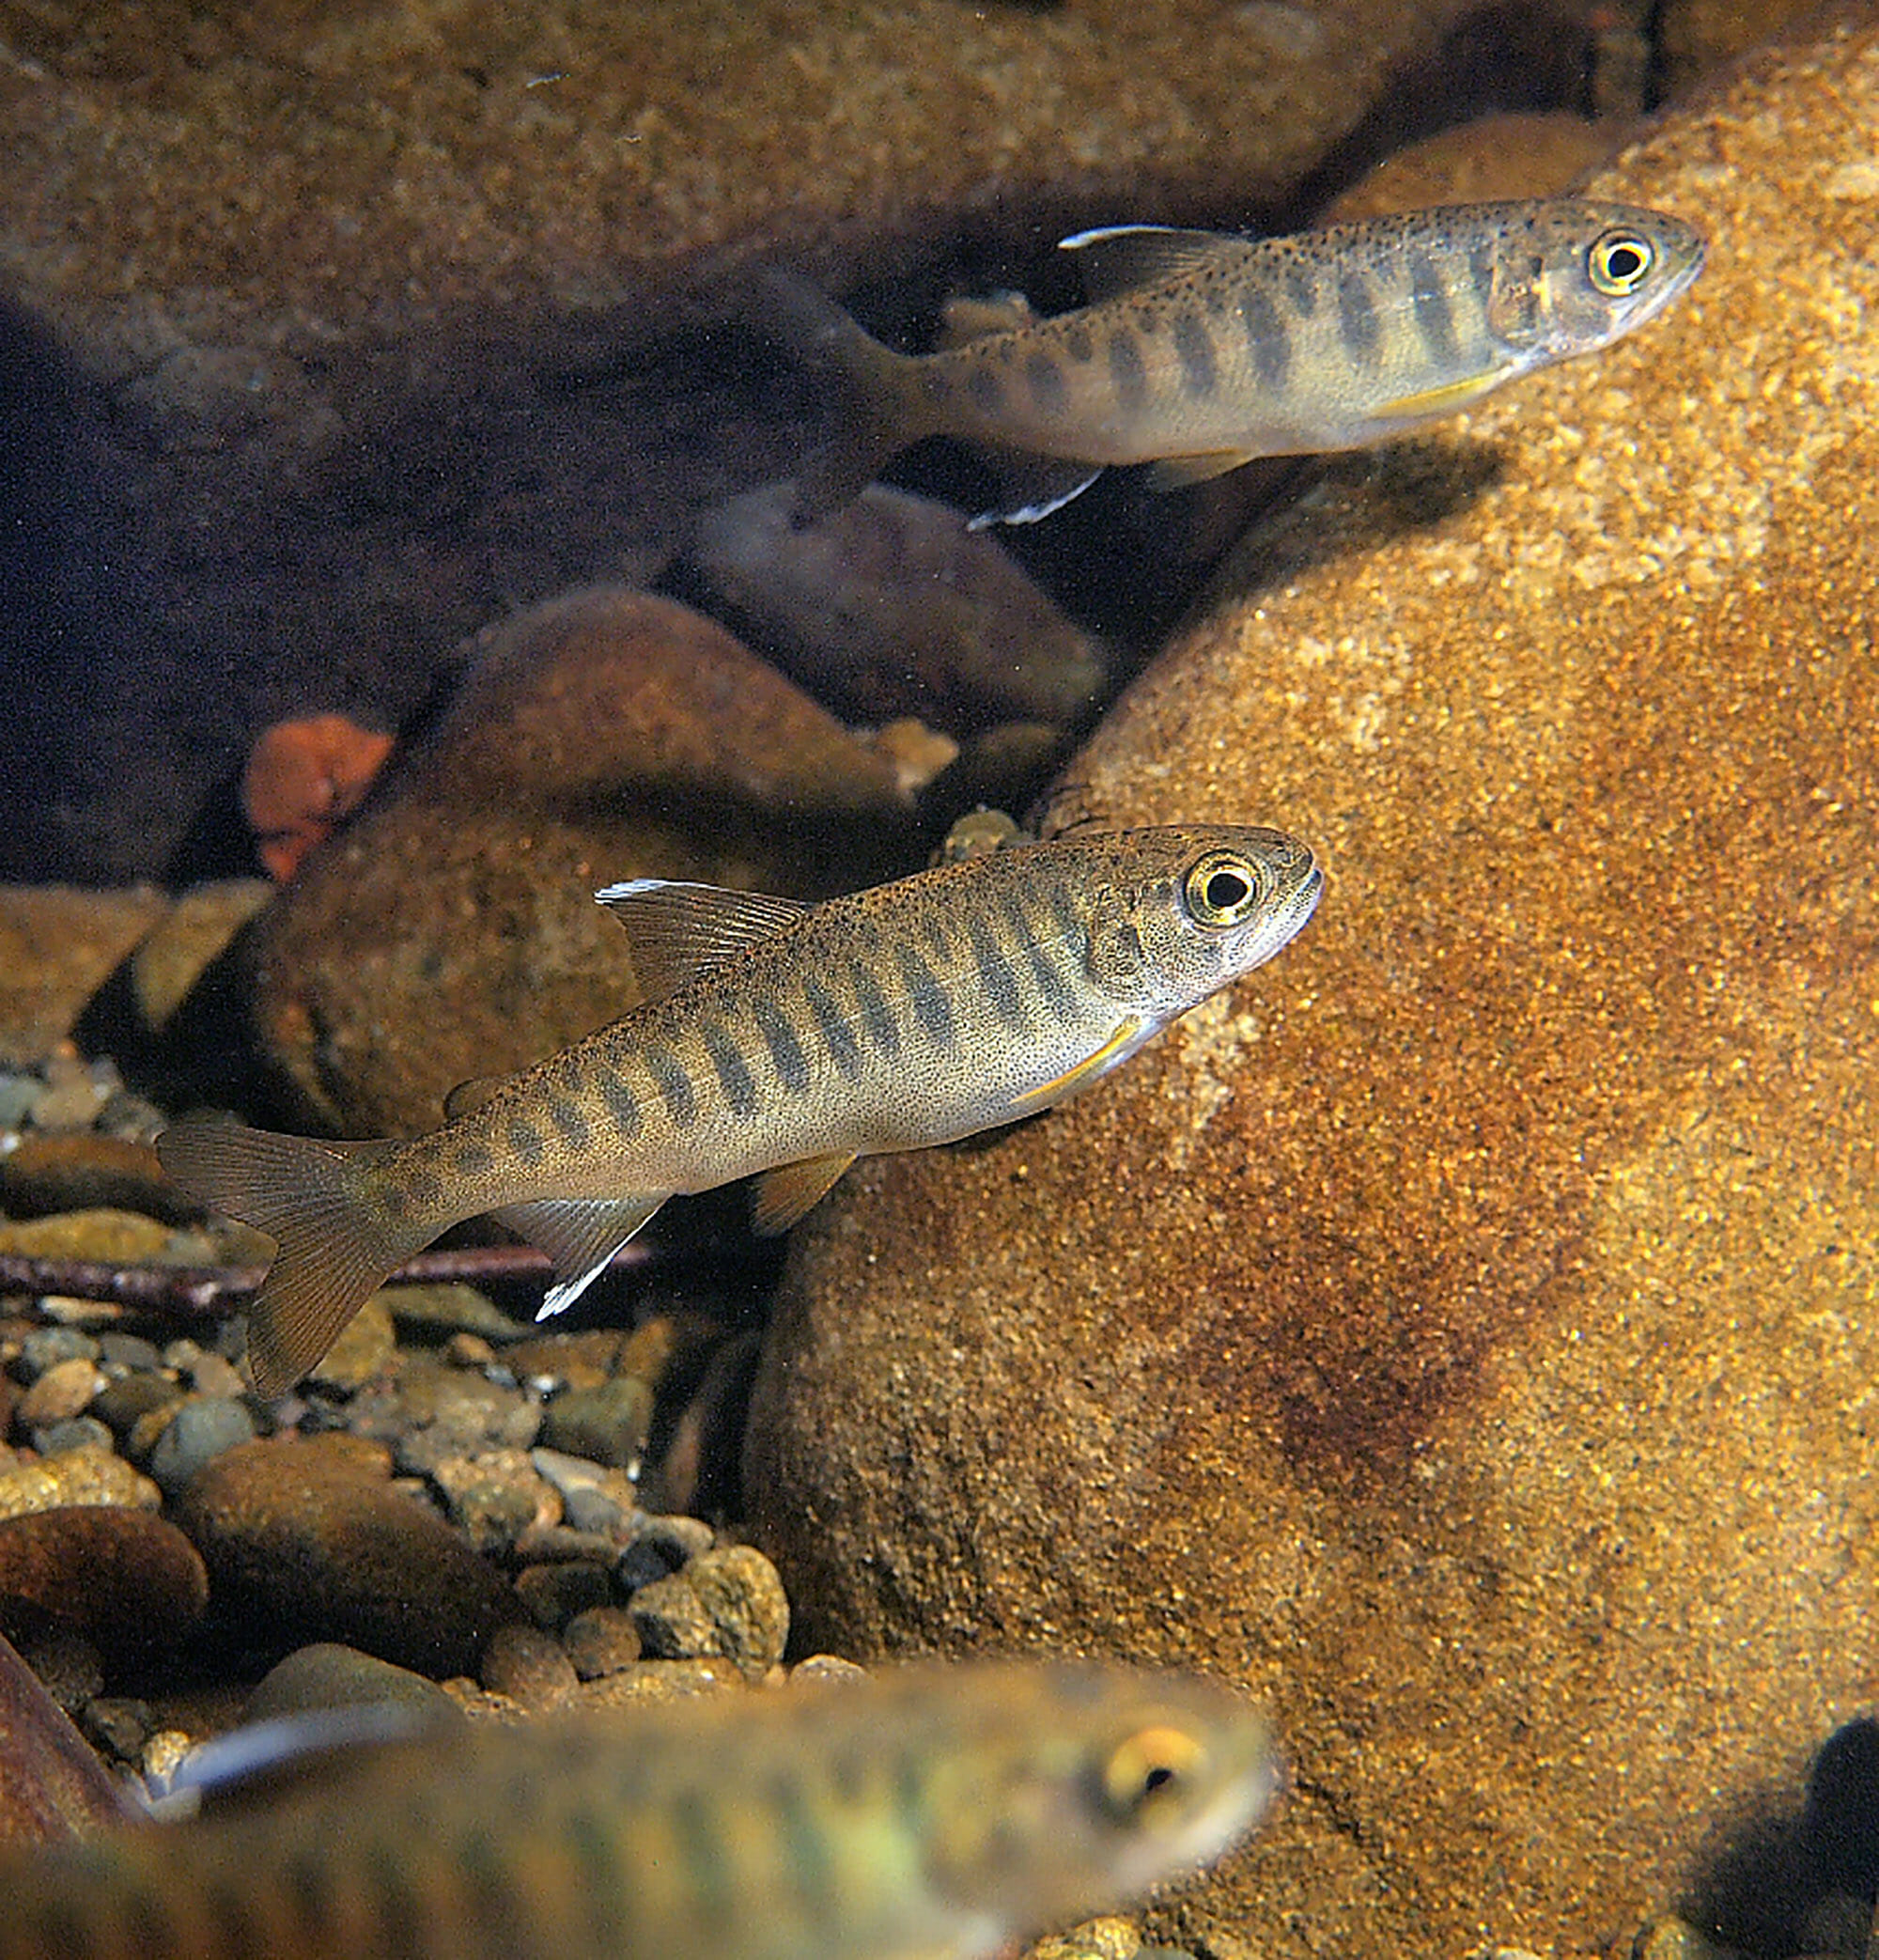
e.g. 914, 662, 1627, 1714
1588, 229, 1654, 297
1182, 850, 1266, 928
1099, 1722, 1207, 1825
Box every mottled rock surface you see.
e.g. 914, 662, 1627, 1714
247, 587, 916, 1134
0, 890, 165, 1064
746, 13, 1879, 1959
177, 1433, 522, 1677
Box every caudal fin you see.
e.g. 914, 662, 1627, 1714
758, 268, 930, 521
156, 1120, 423, 1398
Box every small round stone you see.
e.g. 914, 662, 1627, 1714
562, 1606, 642, 1681
147, 1397, 259, 1497
479, 1623, 578, 1711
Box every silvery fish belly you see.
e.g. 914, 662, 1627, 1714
157, 824, 1322, 1394
765, 196, 1706, 522
0, 1661, 1283, 1960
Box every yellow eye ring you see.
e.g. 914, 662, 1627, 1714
1589, 229, 1654, 297
1100, 1723, 1208, 1823
1183, 850, 1266, 928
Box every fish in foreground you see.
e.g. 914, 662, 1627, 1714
0, 1659, 1282, 1960
159, 825, 1321, 1394
765, 197, 1706, 524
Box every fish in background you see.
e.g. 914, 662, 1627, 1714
0, 1661, 1281, 1960
690, 479, 1107, 733
158, 825, 1321, 1395
764, 197, 1706, 525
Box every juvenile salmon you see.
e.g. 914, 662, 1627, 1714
0, 1661, 1281, 1960
159, 826, 1320, 1394
767, 198, 1705, 523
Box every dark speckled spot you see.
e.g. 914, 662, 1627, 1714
452, 1142, 495, 1178
967, 365, 1005, 415
507, 1118, 545, 1167
549, 1097, 590, 1149
1063, 324, 1094, 364
405, 1170, 445, 1211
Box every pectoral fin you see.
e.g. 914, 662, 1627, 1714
492, 1195, 668, 1319
1145, 450, 1264, 491
752, 1150, 859, 1234
1370, 368, 1507, 423
1004, 1017, 1151, 1120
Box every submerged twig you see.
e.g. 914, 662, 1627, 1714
0, 1242, 665, 1315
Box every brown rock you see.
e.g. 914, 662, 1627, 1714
0, 1507, 209, 1663
0, 1134, 193, 1225
177, 1433, 522, 1677
0, 1628, 134, 1843
0, 1446, 161, 1523
244, 1641, 462, 1724
248, 588, 916, 1135
745, 14, 1879, 1960
0, 888, 165, 1066
128, 879, 272, 1035
13, 1359, 104, 1429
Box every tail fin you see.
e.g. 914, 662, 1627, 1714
156, 1120, 422, 1398
758, 268, 930, 521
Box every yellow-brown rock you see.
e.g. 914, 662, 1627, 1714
745, 11, 1879, 1958
247, 588, 915, 1135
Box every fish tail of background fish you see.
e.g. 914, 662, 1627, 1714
154, 1123, 432, 1397
760, 269, 945, 521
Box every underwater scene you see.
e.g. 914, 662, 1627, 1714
0, 0, 1874, 1954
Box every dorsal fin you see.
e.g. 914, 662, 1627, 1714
594, 879, 813, 1002
1057, 224, 1251, 303
443, 1076, 505, 1121
938, 288, 1040, 349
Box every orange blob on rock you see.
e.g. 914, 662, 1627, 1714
241, 714, 395, 882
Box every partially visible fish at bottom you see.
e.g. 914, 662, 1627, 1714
0, 1661, 1281, 1960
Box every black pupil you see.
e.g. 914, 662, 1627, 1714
1142, 1764, 1176, 1796
1607, 242, 1643, 281
1204, 870, 1248, 911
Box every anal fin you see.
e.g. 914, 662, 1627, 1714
492, 1195, 668, 1320
752, 1151, 858, 1234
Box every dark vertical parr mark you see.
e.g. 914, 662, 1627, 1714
670, 1790, 734, 1924
701, 1019, 757, 1118
968, 910, 1027, 1027
598, 1066, 643, 1141
1238, 285, 1290, 393
849, 960, 901, 1059
1003, 890, 1078, 1016
1283, 263, 1317, 319
770, 1771, 839, 1913
1336, 268, 1380, 366
1063, 324, 1095, 364
1025, 350, 1068, 416
549, 1097, 591, 1149
1172, 311, 1218, 397
1407, 248, 1458, 365
507, 1118, 545, 1167
646, 1045, 698, 1128
802, 974, 863, 1078
753, 996, 812, 1095
1108, 331, 1147, 416
895, 944, 956, 1048
967, 366, 1005, 415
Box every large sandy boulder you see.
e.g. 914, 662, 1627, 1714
744, 10, 1879, 1956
